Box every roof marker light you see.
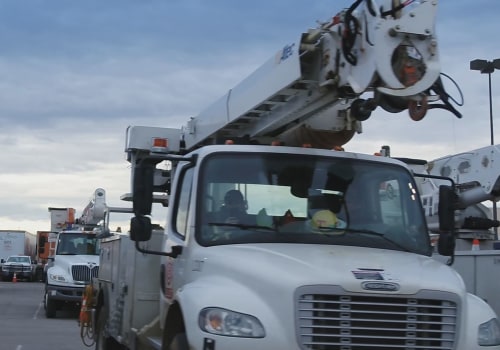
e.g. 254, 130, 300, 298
151, 137, 169, 153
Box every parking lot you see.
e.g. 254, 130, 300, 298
0, 281, 93, 350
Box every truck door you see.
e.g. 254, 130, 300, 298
163, 166, 194, 303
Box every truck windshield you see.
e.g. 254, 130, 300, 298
56, 233, 100, 255
7, 256, 30, 263
196, 153, 432, 256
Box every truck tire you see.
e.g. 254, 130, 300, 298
44, 291, 57, 318
168, 333, 188, 350
96, 304, 125, 350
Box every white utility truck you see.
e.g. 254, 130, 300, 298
91, 1, 500, 349
44, 189, 107, 318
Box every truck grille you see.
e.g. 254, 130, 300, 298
71, 265, 99, 283
6, 264, 30, 273
296, 286, 458, 350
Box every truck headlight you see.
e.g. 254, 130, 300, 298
48, 273, 67, 282
478, 318, 500, 346
199, 307, 265, 338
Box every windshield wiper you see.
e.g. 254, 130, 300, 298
208, 222, 277, 232
343, 228, 412, 252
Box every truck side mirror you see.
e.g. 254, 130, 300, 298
38, 235, 47, 254
437, 185, 458, 256
438, 185, 457, 231
130, 215, 153, 242
133, 162, 155, 216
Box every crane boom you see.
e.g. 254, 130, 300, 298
181, 0, 460, 151
78, 188, 107, 227
427, 145, 500, 208
386, 144, 500, 233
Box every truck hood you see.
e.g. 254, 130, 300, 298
54, 255, 99, 270
196, 244, 465, 296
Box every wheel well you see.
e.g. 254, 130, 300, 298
163, 302, 185, 347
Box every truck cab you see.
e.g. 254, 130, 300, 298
124, 145, 500, 349
44, 230, 100, 318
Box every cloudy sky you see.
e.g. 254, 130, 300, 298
0, 0, 499, 234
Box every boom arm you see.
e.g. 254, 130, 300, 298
394, 145, 500, 233
78, 188, 107, 227
182, 0, 460, 151
427, 145, 500, 208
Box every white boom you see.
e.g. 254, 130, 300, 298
77, 188, 107, 227
428, 145, 500, 208
180, 0, 460, 151
386, 144, 500, 233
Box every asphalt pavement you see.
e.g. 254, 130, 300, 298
0, 281, 94, 350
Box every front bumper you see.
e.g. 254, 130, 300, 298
46, 284, 85, 303
2, 269, 33, 280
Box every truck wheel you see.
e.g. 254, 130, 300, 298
44, 292, 57, 318
168, 333, 188, 350
96, 304, 124, 350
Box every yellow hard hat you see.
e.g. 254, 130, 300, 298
311, 210, 345, 234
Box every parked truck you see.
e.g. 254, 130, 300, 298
0, 230, 36, 262
44, 190, 106, 318
0, 230, 36, 281
1, 255, 36, 282
90, 1, 500, 349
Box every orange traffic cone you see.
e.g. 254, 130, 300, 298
12, 273, 17, 283
472, 238, 480, 251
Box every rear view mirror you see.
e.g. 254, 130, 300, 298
130, 216, 152, 242
133, 162, 155, 216
438, 185, 457, 232
437, 185, 457, 256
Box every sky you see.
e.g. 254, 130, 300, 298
0, 0, 499, 234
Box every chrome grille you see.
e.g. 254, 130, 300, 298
71, 265, 99, 282
6, 264, 30, 272
296, 287, 458, 350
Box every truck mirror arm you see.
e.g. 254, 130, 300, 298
134, 240, 183, 258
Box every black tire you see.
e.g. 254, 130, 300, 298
168, 333, 188, 350
35, 268, 44, 282
95, 304, 125, 350
44, 291, 57, 318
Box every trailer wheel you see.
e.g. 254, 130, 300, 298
168, 333, 188, 350
44, 291, 57, 318
95, 304, 125, 350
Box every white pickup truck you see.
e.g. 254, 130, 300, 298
1, 255, 35, 282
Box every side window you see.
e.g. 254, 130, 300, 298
174, 167, 194, 237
